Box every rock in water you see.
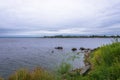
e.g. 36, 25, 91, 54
71, 48, 77, 51
80, 47, 85, 50
55, 47, 63, 49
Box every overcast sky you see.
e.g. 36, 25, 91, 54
0, 0, 120, 37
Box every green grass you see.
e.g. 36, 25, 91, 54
87, 42, 120, 80
57, 62, 71, 75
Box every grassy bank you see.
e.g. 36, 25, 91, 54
87, 42, 120, 80
0, 42, 120, 80
59, 42, 120, 80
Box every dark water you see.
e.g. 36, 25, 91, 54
0, 38, 112, 78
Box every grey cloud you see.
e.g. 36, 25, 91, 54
0, 0, 120, 36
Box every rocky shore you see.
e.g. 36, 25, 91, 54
70, 47, 94, 75
54, 46, 99, 76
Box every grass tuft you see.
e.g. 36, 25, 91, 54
57, 62, 71, 75
8, 67, 55, 80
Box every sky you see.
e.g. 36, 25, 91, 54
0, 0, 120, 37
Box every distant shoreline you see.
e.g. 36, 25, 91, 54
0, 35, 120, 38
43, 35, 120, 38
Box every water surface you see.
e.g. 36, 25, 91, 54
0, 38, 112, 78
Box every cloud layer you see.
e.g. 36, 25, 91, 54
0, 0, 120, 36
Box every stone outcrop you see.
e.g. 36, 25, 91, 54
55, 47, 63, 49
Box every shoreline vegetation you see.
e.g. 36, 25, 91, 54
43, 35, 120, 38
0, 41, 120, 80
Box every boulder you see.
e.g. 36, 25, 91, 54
55, 47, 63, 49
71, 48, 77, 51
80, 47, 85, 50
